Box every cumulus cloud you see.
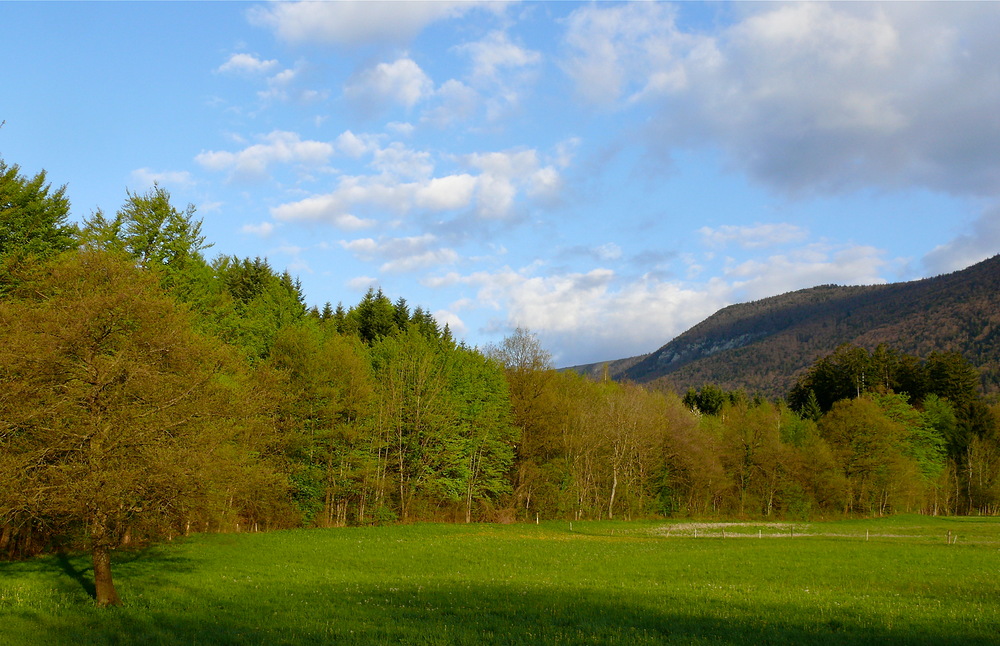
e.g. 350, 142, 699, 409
249, 1, 497, 47
371, 142, 434, 179
335, 130, 380, 158
430, 265, 730, 366
434, 309, 468, 337
271, 189, 378, 230
217, 53, 279, 75
563, 2, 1000, 198
415, 174, 477, 211
345, 57, 434, 111
340, 234, 458, 273
195, 130, 334, 181
272, 143, 564, 225
465, 148, 562, 217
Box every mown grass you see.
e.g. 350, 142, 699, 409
1, 515, 998, 645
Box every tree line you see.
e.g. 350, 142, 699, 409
2, 158, 999, 605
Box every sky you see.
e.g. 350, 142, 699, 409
3, 1, 1000, 367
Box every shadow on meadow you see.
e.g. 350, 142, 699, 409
13, 574, 995, 646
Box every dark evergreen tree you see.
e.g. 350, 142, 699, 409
0, 159, 76, 289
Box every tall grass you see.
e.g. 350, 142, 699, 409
2, 516, 998, 645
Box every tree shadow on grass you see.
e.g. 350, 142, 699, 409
18, 577, 1000, 646
55, 551, 95, 599
0, 541, 198, 608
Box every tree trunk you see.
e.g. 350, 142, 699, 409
92, 543, 121, 607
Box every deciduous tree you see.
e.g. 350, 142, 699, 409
0, 251, 267, 605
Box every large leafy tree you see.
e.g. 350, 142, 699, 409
0, 251, 268, 605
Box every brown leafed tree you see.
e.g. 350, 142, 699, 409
0, 250, 260, 606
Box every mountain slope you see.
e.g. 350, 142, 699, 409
570, 255, 1000, 397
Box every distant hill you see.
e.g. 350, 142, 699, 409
568, 255, 1000, 397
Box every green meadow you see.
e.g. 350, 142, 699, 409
2, 516, 998, 645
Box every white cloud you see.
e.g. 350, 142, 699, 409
335, 130, 381, 158
249, 1, 497, 47
195, 130, 334, 181
465, 149, 562, 218
217, 53, 279, 75
371, 142, 433, 179
562, 2, 696, 106
699, 223, 809, 250
272, 144, 564, 225
414, 174, 477, 211
436, 264, 731, 366
434, 309, 467, 337
340, 234, 458, 273
722, 244, 888, 300
563, 2, 1000, 198
255, 61, 327, 104
459, 30, 541, 81
271, 190, 377, 230
344, 57, 434, 111
421, 79, 480, 127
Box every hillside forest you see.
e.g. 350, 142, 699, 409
3, 159, 1000, 603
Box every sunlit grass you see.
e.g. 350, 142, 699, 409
2, 516, 998, 645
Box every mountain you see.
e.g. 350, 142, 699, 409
569, 255, 1000, 397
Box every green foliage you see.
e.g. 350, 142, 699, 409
0, 250, 290, 599
872, 392, 946, 482
202, 256, 307, 360
0, 159, 76, 289
80, 185, 210, 269
683, 384, 733, 415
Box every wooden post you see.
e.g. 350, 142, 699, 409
866, 529, 869, 542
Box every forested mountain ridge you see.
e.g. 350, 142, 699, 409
570, 255, 1000, 396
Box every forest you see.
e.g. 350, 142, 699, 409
2, 158, 1000, 604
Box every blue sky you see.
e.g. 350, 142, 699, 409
3, 1, 1000, 367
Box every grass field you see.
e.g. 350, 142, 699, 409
2, 516, 998, 645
